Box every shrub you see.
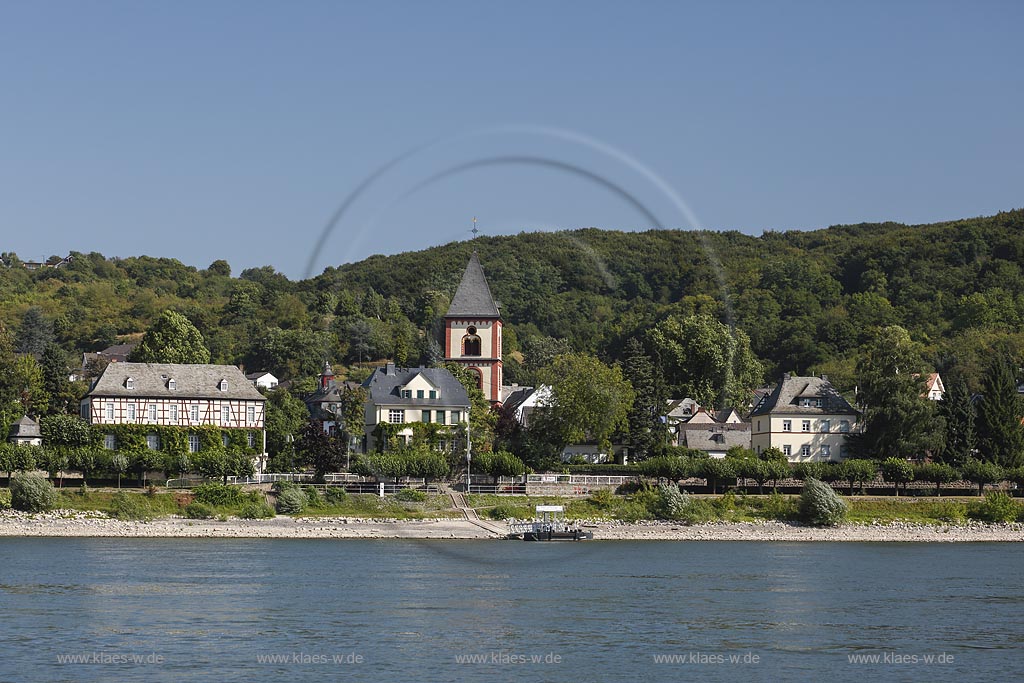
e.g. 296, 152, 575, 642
276, 487, 307, 514
588, 488, 615, 509
183, 501, 215, 519
759, 492, 798, 521
656, 482, 688, 519
238, 501, 276, 519
303, 486, 324, 508
110, 492, 152, 520
271, 480, 301, 494
0, 488, 11, 510
324, 487, 348, 505
10, 473, 57, 512
968, 492, 1020, 523
395, 488, 427, 502
798, 478, 847, 526
713, 491, 736, 513
192, 483, 246, 507
931, 500, 966, 524
488, 504, 518, 520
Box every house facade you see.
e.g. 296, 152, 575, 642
444, 252, 503, 404
362, 363, 470, 452
246, 371, 279, 390
82, 362, 268, 472
749, 374, 858, 462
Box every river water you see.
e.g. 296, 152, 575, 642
1, 538, 1020, 682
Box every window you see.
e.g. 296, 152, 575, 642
81, 403, 89, 420
247, 433, 256, 448
840, 445, 849, 459
168, 378, 176, 390
104, 434, 116, 450
821, 444, 831, 458
401, 389, 412, 398
782, 445, 791, 457
840, 420, 850, 433
146, 433, 160, 450
222, 433, 230, 448
462, 330, 481, 356
821, 419, 830, 433
127, 403, 136, 421
148, 404, 157, 421
105, 403, 115, 420
801, 420, 811, 432
125, 377, 135, 390
247, 406, 255, 424
218, 379, 228, 392
421, 410, 431, 423
757, 420, 761, 432
429, 390, 437, 399
801, 445, 811, 457
188, 434, 201, 453
190, 405, 199, 422
436, 411, 446, 425
782, 420, 792, 432
169, 405, 179, 421
388, 409, 404, 424
416, 389, 424, 399
222, 405, 231, 424
451, 411, 461, 424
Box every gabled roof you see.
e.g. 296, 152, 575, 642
9, 416, 41, 438
86, 363, 265, 401
749, 374, 857, 417
445, 252, 500, 318
362, 365, 470, 408
681, 427, 751, 452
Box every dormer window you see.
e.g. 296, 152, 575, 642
168, 378, 176, 390
125, 377, 135, 390
218, 379, 228, 392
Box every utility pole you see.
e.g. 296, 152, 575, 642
465, 416, 472, 493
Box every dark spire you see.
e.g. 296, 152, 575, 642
446, 252, 500, 318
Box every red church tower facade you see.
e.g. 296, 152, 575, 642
443, 252, 502, 404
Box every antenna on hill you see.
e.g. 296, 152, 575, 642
471, 216, 479, 238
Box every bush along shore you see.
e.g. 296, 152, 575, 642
0, 477, 1023, 541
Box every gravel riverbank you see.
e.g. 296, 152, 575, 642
1, 510, 1022, 541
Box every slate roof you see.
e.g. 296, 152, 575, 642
9, 416, 41, 438
87, 363, 265, 401
749, 374, 857, 417
446, 252, 500, 318
362, 365, 470, 408
681, 426, 751, 452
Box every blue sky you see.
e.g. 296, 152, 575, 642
2, 1, 1021, 278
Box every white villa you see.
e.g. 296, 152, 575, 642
749, 374, 859, 462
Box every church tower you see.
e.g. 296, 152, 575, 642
444, 252, 502, 403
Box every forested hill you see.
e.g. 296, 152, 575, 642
2, 208, 1024, 394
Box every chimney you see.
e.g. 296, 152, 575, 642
386, 362, 396, 376
782, 372, 791, 380
820, 374, 829, 382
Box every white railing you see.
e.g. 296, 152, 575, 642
526, 474, 632, 485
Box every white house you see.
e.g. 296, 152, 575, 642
749, 374, 859, 463
8, 416, 42, 446
362, 363, 470, 452
82, 362, 268, 472
245, 371, 279, 390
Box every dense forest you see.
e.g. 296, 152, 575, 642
4, 208, 1023, 397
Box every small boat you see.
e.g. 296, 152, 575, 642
508, 505, 593, 541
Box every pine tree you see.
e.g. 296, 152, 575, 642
621, 338, 668, 460
15, 307, 53, 357
937, 376, 976, 467
976, 353, 1024, 468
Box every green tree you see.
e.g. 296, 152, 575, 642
531, 352, 634, 454
621, 338, 669, 460
976, 353, 1024, 468
130, 310, 212, 364
263, 389, 309, 470
880, 457, 914, 497
914, 462, 959, 497
852, 326, 944, 459
838, 459, 878, 495
960, 458, 1004, 496
110, 452, 128, 489
473, 450, 527, 484
15, 307, 53, 357
295, 420, 342, 481
650, 314, 763, 409
39, 343, 78, 415
937, 375, 976, 467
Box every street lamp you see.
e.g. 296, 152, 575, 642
465, 418, 472, 494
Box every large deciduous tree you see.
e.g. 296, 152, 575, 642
531, 352, 634, 454
649, 313, 762, 409
852, 326, 944, 459
130, 310, 211, 364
